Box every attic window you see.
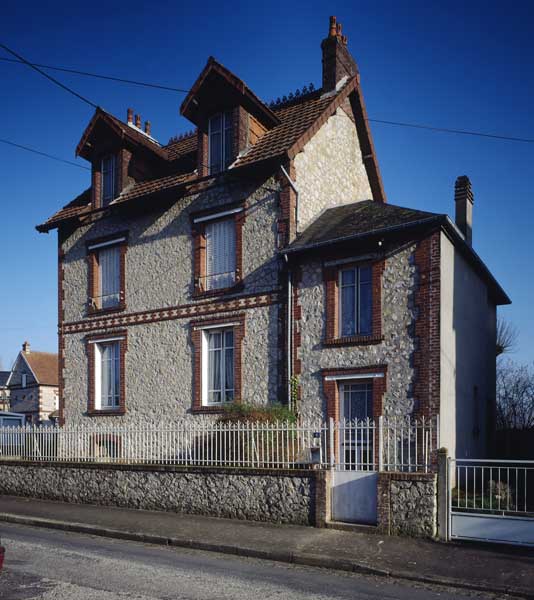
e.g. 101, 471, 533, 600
208, 111, 233, 174
101, 155, 117, 206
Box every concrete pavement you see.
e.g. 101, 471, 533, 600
1, 495, 533, 598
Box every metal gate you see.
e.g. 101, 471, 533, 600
449, 459, 534, 546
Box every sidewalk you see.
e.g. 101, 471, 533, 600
1, 495, 533, 598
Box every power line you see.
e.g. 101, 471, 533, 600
2, 53, 532, 144
0, 42, 98, 109
0, 57, 190, 93
367, 118, 534, 144
0, 138, 90, 170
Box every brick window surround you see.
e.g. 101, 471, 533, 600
191, 205, 244, 298
191, 314, 245, 414
91, 149, 131, 209
86, 331, 127, 416
86, 232, 128, 315
324, 259, 384, 346
321, 364, 388, 422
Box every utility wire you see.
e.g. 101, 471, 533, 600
0, 138, 90, 170
367, 118, 534, 144
0, 43, 98, 109
0, 56, 190, 93
2, 53, 533, 144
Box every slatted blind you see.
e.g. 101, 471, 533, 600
99, 246, 121, 307
205, 219, 236, 290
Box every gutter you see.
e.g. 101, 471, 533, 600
284, 254, 293, 410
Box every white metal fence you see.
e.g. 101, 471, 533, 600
0, 416, 438, 473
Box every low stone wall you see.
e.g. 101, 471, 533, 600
377, 472, 437, 538
0, 461, 327, 526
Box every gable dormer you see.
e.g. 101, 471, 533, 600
76, 107, 166, 210
180, 57, 280, 177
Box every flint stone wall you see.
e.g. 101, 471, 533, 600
377, 472, 437, 538
0, 462, 318, 526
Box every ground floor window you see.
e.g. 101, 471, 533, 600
95, 341, 121, 409
340, 381, 373, 422
203, 327, 234, 405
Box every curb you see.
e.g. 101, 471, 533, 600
0, 513, 532, 599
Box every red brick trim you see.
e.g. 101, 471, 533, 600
190, 314, 245, 414
58, 242, 66, 426
197, 119, 209, 177
191, 205, 244, 298
62, 291, 279, 335
321, 364, 388, 422
86, 330, 128, 416
276, 159, 297, 247
86, 232, 128, 315
413, 232, 441, 418
324, 259, 384, 346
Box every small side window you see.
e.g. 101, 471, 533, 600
101, 155, 117, 206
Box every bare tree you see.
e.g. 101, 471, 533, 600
496, 318, 518, 356
496, 360, 534, 430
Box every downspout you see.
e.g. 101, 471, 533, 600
280, 164, 299, 233
284, 254, 293, 411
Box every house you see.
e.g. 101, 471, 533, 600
37, 17, 509, 459
0, 372, 10, 412
7, 342, 59, 424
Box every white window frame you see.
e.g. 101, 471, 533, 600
201, 326, 235, 406
338, 265, 372, 337
93, 340, 121, 411
101, 154, 116, 205
208, 111, 233, 175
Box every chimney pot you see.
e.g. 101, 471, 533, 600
329, 16, 337, 37
135, 114, 141, 128
22, 341, 30, 354
144, 121, 151, 136
454, 175, 474, 246
127, 108, 134, 124
321, 16, 357, 91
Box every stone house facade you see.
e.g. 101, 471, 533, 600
37, 17, 509, 458
7, 342, 59, 423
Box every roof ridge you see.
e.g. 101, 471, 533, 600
269, 85, 321, 110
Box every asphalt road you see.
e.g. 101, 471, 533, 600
0, 522, 496, 600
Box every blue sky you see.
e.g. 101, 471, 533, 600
1, 0, 533, 369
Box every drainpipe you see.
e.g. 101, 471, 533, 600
284, 254, 293, 411
280, 165, 299, 233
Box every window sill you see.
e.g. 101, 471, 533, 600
323, 335, 383, 347
87, 303, 126, 317
86, 409, 126, 417
193, 280, 243, 300
191, 404, 234, 415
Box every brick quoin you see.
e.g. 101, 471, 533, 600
413, 231, 441, 419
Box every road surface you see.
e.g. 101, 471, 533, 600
0, 522, 494, 599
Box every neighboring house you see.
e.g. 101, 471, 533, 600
37, 17, 509, 458
0, 372, 10, 412
7, 342, 59, 424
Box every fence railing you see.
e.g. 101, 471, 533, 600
451, 459, 534, 516
0, 416, 438, 472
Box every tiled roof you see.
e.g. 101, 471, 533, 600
286, 201, 441, 252
24, 352, 58, 386
37, 78, 358, 232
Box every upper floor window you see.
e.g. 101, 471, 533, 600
205, 218, 236, 291
339, 265, 372, 337
101, 155, 117, 205
87, 235, 127, 313
208, 111, 233, 174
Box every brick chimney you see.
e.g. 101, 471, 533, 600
22, 341, 30, 354
321, 16, 358, 92
454, 175, 474, 246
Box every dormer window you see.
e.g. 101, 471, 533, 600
101, 154, 117, 205
208, 111, 233, 174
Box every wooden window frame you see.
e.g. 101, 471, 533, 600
191, 315, 245, 414
86, 232, 128, 315
86, 331, 127, 416
324, 259, 384, 346
192, 206, 244, 299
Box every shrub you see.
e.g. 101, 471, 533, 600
217, 402, 297, 424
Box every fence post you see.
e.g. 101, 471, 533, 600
437, 447, 449, 541
329, 417, 335, 468
378, 416, 384, 472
